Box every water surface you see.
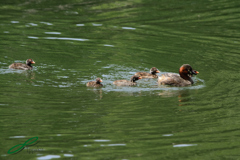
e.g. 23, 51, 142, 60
1, 0, 240, 159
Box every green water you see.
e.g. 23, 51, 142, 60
1, 0, 240, 159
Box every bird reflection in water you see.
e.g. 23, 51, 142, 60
26, 71, 35, 80
158, 90, 193, 106
88, 88, 103, 100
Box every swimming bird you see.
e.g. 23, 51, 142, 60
9, 59, 35, 70
113, 75, 142, 86
86, 78, 103, 87
158, 64, 199, 86
135, 67, 160, 78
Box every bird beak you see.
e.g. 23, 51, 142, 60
138, 77, 142, 79
31, 61, 35, 64
192, 70, 199, 75
156, 70, 160, 73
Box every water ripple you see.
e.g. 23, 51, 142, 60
45, 37, 88, 41
173, 144, 198, 147
76, 24, 84, 26
11, 21, 19, 23
40, 22, 53, 25
92, 23, 102, 26
45, 32, 61, 35
28, 36, 39, 39
122, 27, 136, 30
37, 155, 61, 160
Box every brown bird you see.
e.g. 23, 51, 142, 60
113, 75, 142, 86
158, 64, 199, 87
9, 59, 35, 70
135, 67, 160, 78
86, 78, 103, 87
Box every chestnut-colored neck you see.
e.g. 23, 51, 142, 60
179, 68, 193, 84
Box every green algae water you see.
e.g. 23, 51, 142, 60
1, 0, 240, 159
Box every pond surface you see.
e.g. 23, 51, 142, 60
1, 0, 240, 159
